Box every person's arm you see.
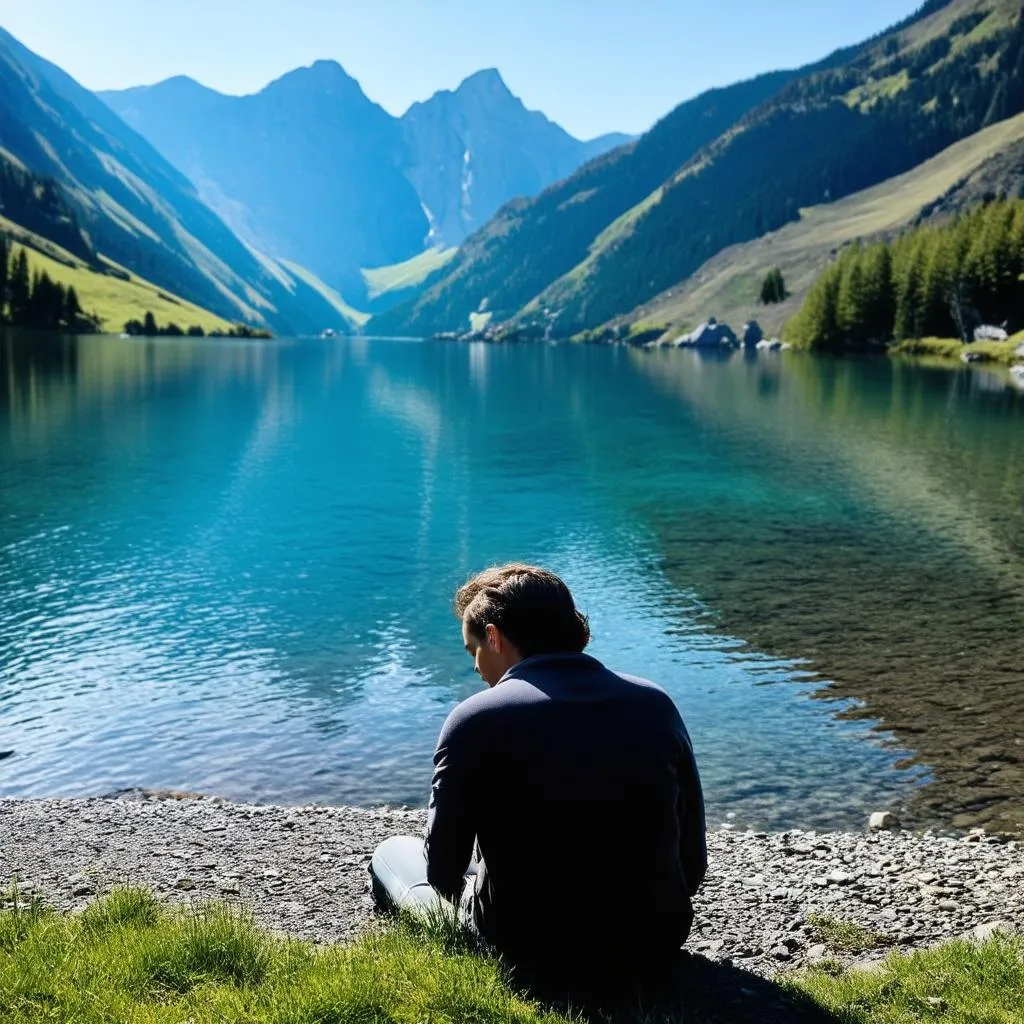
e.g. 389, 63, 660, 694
424, 708, 478, 904
676, 721, 708, 897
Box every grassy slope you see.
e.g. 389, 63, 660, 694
0, 32, 347, 337
619, 110, 1024, 339
1, 889, 1021, 1024
527, 0, 1024, 334
1, 217, 233, 334
361, 246, 458, 302
278, 260, 370, 329
369, 69, 802, 336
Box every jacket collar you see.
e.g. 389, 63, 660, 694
498, 651, 603, 686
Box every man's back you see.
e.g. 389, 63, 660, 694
425, 652, 706, 969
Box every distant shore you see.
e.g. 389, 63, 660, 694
2, 796, 1020, 977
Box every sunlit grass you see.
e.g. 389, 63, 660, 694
1, 888, 1020, 1022
890, 337, 1022, 366
789, 935, 1024, 1024
807, 913, 896, 955
0, 887, 563, 1024
1, 227, 233, 335
361, 246, 458, 302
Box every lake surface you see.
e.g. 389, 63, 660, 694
2, 331, 1023, 833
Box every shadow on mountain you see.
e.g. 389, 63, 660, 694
507, 951, 840, 1024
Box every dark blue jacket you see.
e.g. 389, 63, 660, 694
425, 652, 706, 967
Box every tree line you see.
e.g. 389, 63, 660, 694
124, 312, 272, 339
0, 236, 100, 333
786, 199, 1024, 352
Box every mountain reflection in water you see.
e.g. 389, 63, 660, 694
3, 332, 1020, 833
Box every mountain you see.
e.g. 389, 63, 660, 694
101, 67, 628, 301
0, 26, 353, 334
102, 62, 427, 297
373, 0, 1024, 338
617, 110, 1024, 340
400, 68, 630, 248
369, 67, 802, 336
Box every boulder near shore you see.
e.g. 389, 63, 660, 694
1, 797, 1021, 978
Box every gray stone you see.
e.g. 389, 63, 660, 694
974, 325, 1008, 342
1, 795, 1022, 985
828, 870, 854, 885
968, 921, 1017, 942
675, 319, 739, 348
743, 320, 763, 348
869, 811, 901, 832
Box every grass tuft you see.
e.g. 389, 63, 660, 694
78, 886, 159, 935
807, 913, 895, 954
141, 904, 274, 993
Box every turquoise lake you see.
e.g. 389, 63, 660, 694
4, 331, 1024, 832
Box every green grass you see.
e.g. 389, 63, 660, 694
890, 337, 1023, 366
615, 110, 1024, 340
790, 935, 1024, 1024
0, 888, 563, 1024
278, 259, 370, 329
1, 221, 233, 335
807, 914, 896, 955
361, 247, 458, 302
2, 889, 1021, 1023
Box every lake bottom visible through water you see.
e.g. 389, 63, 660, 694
2, 333, 1022, 833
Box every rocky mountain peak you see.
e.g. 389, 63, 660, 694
264, 59, 366, 102
453, 68, 515, 104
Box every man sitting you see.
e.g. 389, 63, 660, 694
369, 563, 706, 980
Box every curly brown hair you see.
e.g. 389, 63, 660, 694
454, 563, 591, 658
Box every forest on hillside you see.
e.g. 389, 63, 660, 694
786, 199, 1024, 352
0, 236, 99, 333
0, 162, 95, 263
546, 14, 1024, 335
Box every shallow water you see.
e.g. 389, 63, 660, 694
3, 332, 1021, 831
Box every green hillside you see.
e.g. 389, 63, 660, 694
279, 260, 370, 329
530, 0, 1024, 335
374, 0, 1024, 339
361, 246, 457, 307
2, 223, 234, 335
618, 110, 1024, 339
0, 28, 348, 336
369, 68, 803, 336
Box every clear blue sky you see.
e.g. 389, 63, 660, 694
3, 0, 924, 139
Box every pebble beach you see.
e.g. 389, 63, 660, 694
2, 795, 1021, 977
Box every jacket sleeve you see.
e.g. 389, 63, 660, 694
676, 720, 708, 897
425, 708, 478, 904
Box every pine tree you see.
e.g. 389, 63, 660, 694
861, 244, 895, 344
64, 286, 82, 330
0, 234, 8, 322
8, 248, 31, 326
143, 311, 158, 336
760, 267, 788, 304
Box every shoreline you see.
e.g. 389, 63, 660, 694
3, 796, 1020, 977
